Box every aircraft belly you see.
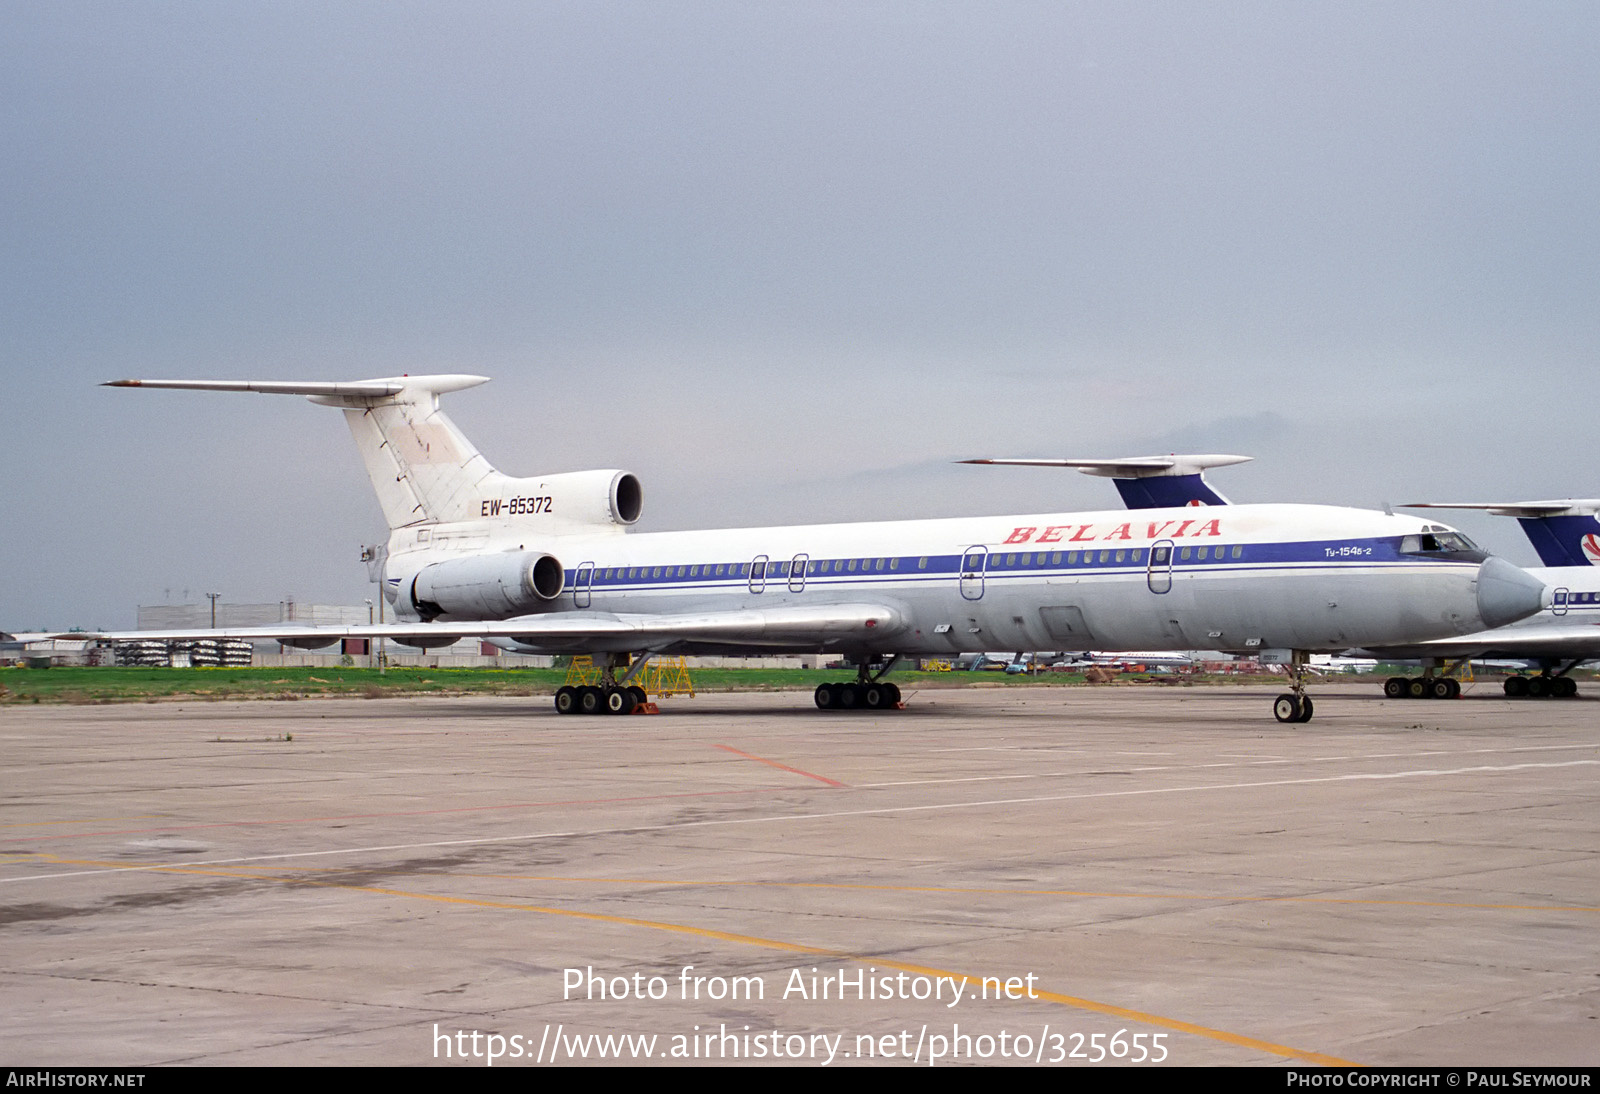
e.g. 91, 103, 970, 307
1189, 566, 1479, 650
1038, 606, 1097, 649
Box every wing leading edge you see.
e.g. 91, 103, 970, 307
46, 602, 907, 655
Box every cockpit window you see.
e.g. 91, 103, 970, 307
1400, 531, 1483, 556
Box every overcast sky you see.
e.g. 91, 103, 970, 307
5, 2, 1598, 630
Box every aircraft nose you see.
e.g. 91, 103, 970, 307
1475, 557, 1548, 629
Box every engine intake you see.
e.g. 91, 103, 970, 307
533, 469, 641, 526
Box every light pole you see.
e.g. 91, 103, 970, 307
206, 592, 220, 629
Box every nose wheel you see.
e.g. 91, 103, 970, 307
1273, 651, 1315, 722
1274, 693, 1314, 723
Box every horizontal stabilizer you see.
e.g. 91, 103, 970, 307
961, 454, 1251, 477
103, 375, 489, 404
106, 375, 499, 528
107, 378, 401, 398
960, 454, 1250, 508
1402, 500, 1600, 518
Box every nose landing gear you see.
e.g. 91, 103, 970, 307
1273, 651, 1315, 723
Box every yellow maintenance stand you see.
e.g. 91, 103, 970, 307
563, 655, 695, 705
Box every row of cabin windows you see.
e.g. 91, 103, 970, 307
590, 559, 901, 581
992, 544, 1245, 567
580, 544, 1248, 584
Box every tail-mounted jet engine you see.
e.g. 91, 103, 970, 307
535, 469, 642, 528
476, 469, 642, 529
409, 551, 565, 621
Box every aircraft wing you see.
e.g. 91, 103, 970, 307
41, 602, 906, 654
1361, 622, 1600, 662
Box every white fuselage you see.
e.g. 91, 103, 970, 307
382, 502, 1514, 657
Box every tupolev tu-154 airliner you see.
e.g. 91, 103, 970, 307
79, 374, 1546, 723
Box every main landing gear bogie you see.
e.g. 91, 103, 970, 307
1503, 675, 1578, 699
813, 681, 902, 712
555, 683, 651, 716
1383, 676, 1461, 700
814, 656, 906, 712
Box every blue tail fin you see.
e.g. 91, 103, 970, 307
1111, 473, 1231, 509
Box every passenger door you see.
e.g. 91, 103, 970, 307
960, 546, 988, 601
1147, 540, 1174, 594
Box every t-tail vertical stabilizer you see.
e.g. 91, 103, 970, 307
315, 375, 499, 528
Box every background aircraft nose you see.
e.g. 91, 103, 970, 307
1476, 557, 1549, 629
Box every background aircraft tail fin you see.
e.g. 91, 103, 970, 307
1403, 500, 1600, 567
